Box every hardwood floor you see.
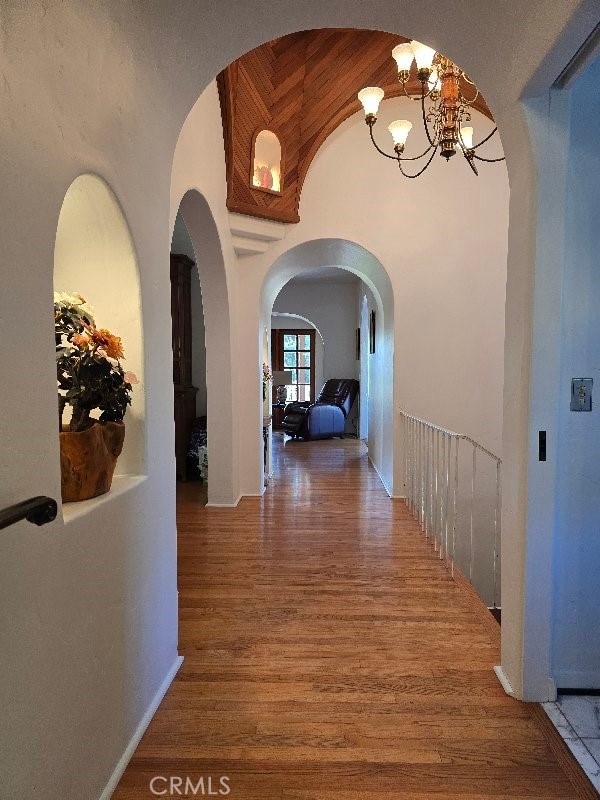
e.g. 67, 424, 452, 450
114, 437, 590, 799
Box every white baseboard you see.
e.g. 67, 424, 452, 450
553, 668, 600, 689
368, 456, 392, 497
206, 494, 242, 508
493, 665, 517, 698
99, 655, 184, 800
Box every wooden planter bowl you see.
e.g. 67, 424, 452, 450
60, 421, 125, 502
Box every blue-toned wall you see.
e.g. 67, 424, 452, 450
552, 56, 600, 688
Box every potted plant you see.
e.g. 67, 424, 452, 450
55, 292, 138, 502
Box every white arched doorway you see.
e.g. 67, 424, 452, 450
170, 189, 236, 506
259, 238, 394, 495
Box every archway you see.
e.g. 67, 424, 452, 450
260, 238, 394, 494
171, 189, 236, 506
166, 20, 583, 705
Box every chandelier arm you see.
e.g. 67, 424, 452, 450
398, 144, 438, 178
472, 153, 506, 163
471, 126, 499, 150
462, 151, 479, 176
368, 124, 401, 160
421, 87, 437, 148
398, 142, 436, 162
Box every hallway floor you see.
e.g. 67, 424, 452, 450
114, 438, 590, 799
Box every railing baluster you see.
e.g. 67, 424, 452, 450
444, 432, 450, 562
452, 436, 459, 578
469, 445, 477, 583
399, 411, 501, 609
493, 459, 501, 609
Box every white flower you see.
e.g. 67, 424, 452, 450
54, 290, 95, 322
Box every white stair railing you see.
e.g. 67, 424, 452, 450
400, 411, 502, 609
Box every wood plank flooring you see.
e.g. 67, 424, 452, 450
114, 437, 588, 799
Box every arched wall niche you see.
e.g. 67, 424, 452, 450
53, 173, 145, 479
252, 129, 283, 193
260, 238, 394, 493
172, 188, 236, 506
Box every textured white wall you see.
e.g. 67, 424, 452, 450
298, 101, 509, 456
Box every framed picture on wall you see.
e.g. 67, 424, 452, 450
355, 327, 360, 360
369, 310, 376, 354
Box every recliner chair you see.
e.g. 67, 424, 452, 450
282, 378, 359, 440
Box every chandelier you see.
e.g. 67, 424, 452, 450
358, 40, 505, 178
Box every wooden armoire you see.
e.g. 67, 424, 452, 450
170, 253, 197, 481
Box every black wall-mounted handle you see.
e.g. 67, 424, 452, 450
0, 496, 58, 531
539, 431, 547, 462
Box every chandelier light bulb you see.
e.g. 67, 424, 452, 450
391, 42, 414, 73
461, 126, 474, 149
388, 119, 413, 146
410, 40, 436, 72
358, 86, 385, 118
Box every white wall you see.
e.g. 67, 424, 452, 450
299, 100, 509, 457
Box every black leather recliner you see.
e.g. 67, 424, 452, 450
282, 379, 359, 440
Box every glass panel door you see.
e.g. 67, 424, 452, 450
271, 328, 316, 428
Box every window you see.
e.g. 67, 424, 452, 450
271, 329, 315, 403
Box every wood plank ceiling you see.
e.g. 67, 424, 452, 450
217, 29, 493, 225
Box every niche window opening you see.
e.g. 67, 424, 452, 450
252, 130, 283, 194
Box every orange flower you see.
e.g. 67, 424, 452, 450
71, 332, 91, 349
92, 328, 124, 360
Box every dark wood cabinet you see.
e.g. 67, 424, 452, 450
170, 253, 197, 481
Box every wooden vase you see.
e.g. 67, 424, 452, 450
60, 421, 125, 502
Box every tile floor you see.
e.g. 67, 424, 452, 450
543, 695, 600, 792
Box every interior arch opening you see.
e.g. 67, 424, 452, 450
260, 239, 394, 494
171, 189, 236, 507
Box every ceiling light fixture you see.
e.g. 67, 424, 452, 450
358, 40, 505, 178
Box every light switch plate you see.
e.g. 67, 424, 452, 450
570, 378, 593, 412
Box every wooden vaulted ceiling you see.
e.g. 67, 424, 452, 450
217, 29, 493, 225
